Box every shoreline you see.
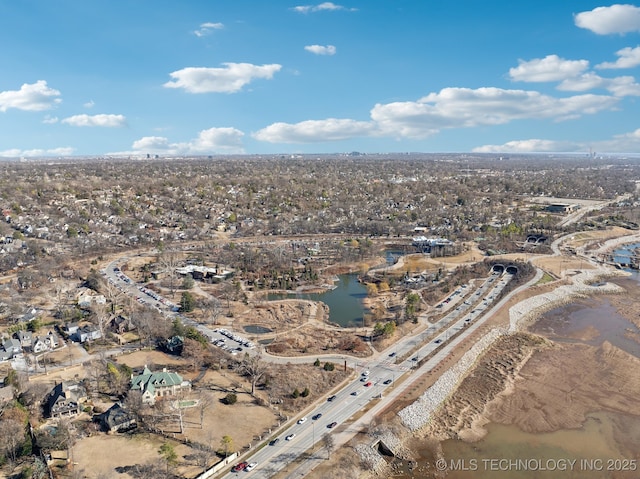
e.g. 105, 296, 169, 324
358, 234, 640, 475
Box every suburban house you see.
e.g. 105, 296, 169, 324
100, 402, 137, 433
14, 329, 61, 353
72, 325, 102, 343
0, 338, 21, 361
109, 315, 134, 334
61, 322, 79, 337
162, 335, 184, 355
15, 330, 33, 349
130, 366, 191, 405
76, 288, 106, 308
32, 330, 61, 353
47, 381, 88, 418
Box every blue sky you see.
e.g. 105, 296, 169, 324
2, 1, 640, 157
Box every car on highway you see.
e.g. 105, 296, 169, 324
383, 379, 392, 385
362, 370, 370, 376
364, 381, 372, 387
388, 352, 396, 357
232, 461, 248, 472
312, 413, 323, 420
351, 390, 359, 396
245, 462, 257, 471
327, 395, 337, 401
269, 438, 280, 446
434, 339, 442, 344
327, 421, 338, 428
286, 434, 296, 441
297, 417, 307, 424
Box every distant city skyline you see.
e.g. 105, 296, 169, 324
1, 1, 640, 157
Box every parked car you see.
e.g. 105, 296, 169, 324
364, 381, 372, 387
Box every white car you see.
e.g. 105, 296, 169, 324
362, 370, 370, 376
245, 462, 257, 471
286, 434, 296, 441
297, 417, 307, 424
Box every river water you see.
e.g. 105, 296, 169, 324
393, 265, 640, 478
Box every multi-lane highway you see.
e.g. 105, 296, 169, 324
103, 257, 513, 478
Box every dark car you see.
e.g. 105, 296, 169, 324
312, 413, 323, 420
388, 352, 396, 357
327, 395, 337, 401
269, 438, 280, 446
327, 421, 338, 428
434, 339, 442, 344
383, 379, 392, 385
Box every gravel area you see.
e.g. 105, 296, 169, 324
398, 327, 505, 431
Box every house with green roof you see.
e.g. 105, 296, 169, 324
130, 366, 191, 405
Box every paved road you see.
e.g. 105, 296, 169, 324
101, 255, 538, 479
217, 273, 515, 479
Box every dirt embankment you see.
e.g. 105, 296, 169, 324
422, 333, 548, 442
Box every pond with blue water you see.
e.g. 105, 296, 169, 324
266, 273, 369, 327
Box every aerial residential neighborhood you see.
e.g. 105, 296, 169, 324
0, 154, 638, 479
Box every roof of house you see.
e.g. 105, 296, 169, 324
130, 366, 185, 397
47, 381, 87, 415
101, 402, 136, 430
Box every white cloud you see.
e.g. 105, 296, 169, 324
194, 22, 224, 37
0, 146, 74, 158
370, 87, 618, 138
304, 44, 337, 55
472, 139, 582, 153
163, 63, 282, 93
61, 114, 127, 127
575, 4, 640, 35
557, 72, 606, 91
604, 75, 640, 96
131, 127, 245, 155
474, 128, 640, 154
253, 87, 620, 144
0, 80, 61, 112
597, 46, 640, 69
509, 55, 589, 82
292, 2, 356, 13
84, 100, 95, 108
253, 118, 376, 143
43, 115, 59, 124
557, 73, 640, 96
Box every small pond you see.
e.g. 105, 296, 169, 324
266, 273, 368, 327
